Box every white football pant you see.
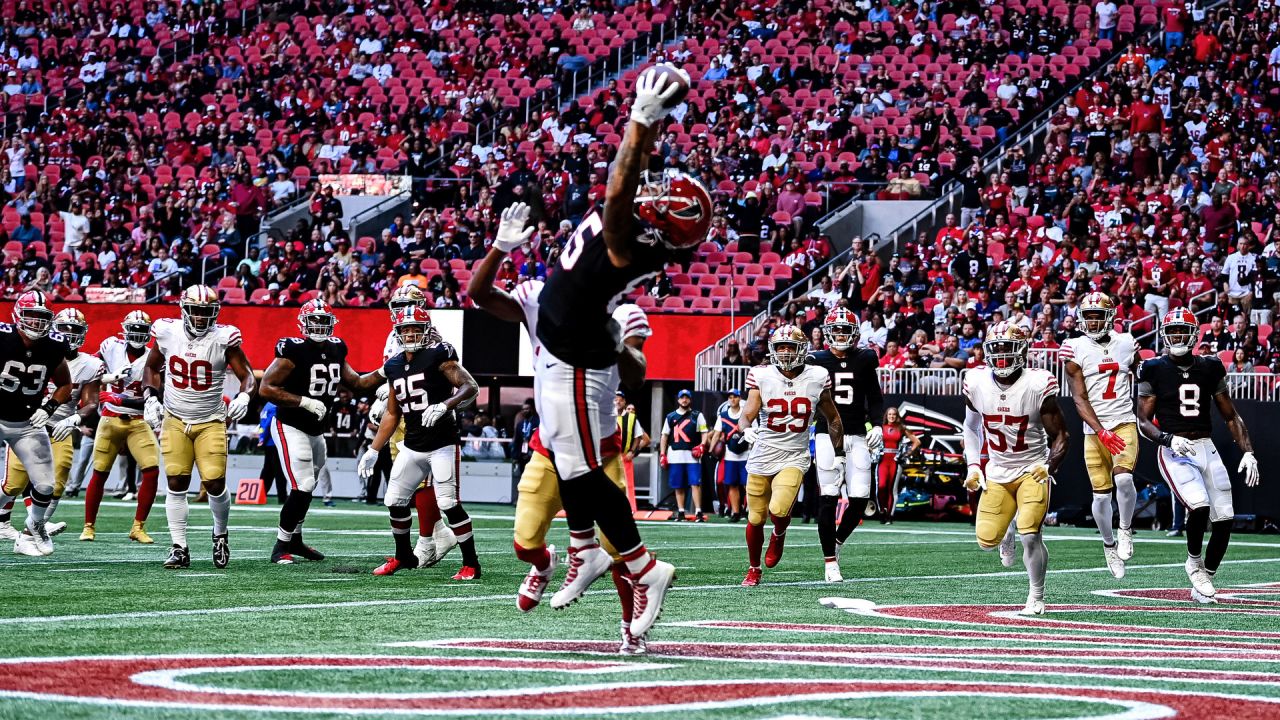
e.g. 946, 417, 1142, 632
815, 433, 873, 498
1157, 438, 1234, 522
385, 444, 460, 510
533, 350, 618, 481
269, 420, 328, 494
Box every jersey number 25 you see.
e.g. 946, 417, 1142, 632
392, 372, 431, 413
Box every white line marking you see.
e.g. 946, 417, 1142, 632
47, 568, 100, 573
308, 578, 357, 582
176, 573, 224, 578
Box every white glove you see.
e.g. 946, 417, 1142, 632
358, 447, 380, 478
28, 408, 49, 429
101, 371, 126, 385
421, 402, 448, 428
144, 396, 164, 427
51, 414, 81, 441
963, 464, 986, 492
740, 425, 758, 446
1169, 435, 1197, 458
630, 64, 687, 127
1239, 451, 1260, 487
831, 455, 845, 480
865, 425, 884, 453
376, 383, 390, 401
227, 392, 251, 423
368, 397, 386, 426
298, 396, 327, 421
494, 202, 534, 253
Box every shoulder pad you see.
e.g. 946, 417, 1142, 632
218, 324, 243, 347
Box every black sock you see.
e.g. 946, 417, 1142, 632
836, 497, 868, 544
442, 505, 479, 567
818, 496, 838, 559
1205, 519, 1233, 573
560, 468, 642, 552
278, 490, 312, 543
389, 505, 417, 566
1185, 506, 1210, 558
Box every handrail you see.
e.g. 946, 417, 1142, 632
347, 191, 411, 243
1134, 288, 1219, 352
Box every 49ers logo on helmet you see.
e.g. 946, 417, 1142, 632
634, 170, 713, 249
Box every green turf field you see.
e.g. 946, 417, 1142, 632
3, 499, 1280, 719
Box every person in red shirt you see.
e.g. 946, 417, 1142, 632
1177, 258, 1215, 309
1192, 28, 1221, 63
935, 213, 965, 247
1031, 326, 1060, 350
1141, 244, 1176, 317
1162, 0, 1187, 48
879, 340, 908, 369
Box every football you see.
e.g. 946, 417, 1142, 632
652, 64, 690, 108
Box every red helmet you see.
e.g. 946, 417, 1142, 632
633, 170, 713, 249
822, 307, 859, 351
1160, 308, 1198, 357
392, 305, 435, 352
12, 290, 52, 340
298, 299, 337, 341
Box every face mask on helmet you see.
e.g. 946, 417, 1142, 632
182, 303, 219, 336
984, 338, 1027, 378
1080, 310, 1113, 339
770, 340, 805, 371
395, 321, 431, 352
824, 322, 856, 350
16, 306, 52, 340
124, 322, 152, 348
633, 171, 711, 250
54, 320, 87, 350
1163, 324, 1195, 356
301, 312, 336, 340
389, 297, 423, 317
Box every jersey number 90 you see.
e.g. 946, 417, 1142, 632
169, 356, 213, 391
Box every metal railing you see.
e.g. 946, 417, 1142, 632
1225, 372, 1279, 402
1135, 288, 1219, 353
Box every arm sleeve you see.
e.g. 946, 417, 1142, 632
1136, 359, 1155, 396
963, 404, 985, 467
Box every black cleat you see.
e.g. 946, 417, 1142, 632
289, 539, 325, 562
163, 544, 190, 569
694, 511, 707, 523
213, 533, 230, 569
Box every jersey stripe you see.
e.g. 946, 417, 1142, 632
571, 368, 600, 471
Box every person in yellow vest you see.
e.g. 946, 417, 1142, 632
614, 391, 650, 511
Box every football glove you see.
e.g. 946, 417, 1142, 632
101, 370, 127, 386
865, 425, 884, 453
963, 464, 986, 492
28, 408, 50, 429
1030, 465, 1055, 485
144, 396, 164, 428
1239, 451, 1260, 487
494, 202, 534, 253
1169, 435, 1197, 458
376, 383, 390, 401
740, 425, 758, 446
368, 397, 386, 425
1097, 428, 1127, 456
50, 414, 81, 442
227, 392, 251, 423
630, 64, 686, 127
298, 396, 327, 421
421, 403, 448, 428
357, 447, 380, 478
659, 453, 669, 468
692, 444, 704, 459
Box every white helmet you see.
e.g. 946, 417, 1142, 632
1079, 291, 1116, 340
53, 308, 88, 351
122, 310, 153, 348
179, 285, 220, 337
983, 321, 1031, 379
768, 324, 807, 372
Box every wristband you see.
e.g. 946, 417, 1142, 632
1158, 432, 1173, 448
41, 398, 59, 414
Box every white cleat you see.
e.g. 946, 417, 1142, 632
550, 545, 612, 609
1116, 527, 1134, 561
1191, 587, 1219, 604
27, 519, 53, 555
1103, 544, 1126, 579
1019, 597, 1045, 616
619, 622, 648, 655
1185, 556, 1216, 600
516, 545, 557, 613
629, 558, 676, 637
13, 533, 44, 557
433, 519, 457, 562
824, 560, 843, 583
413, 534, 440, 568
998, 531, 1017, 568
0, 521, 17, 541
45, 521, 67, 537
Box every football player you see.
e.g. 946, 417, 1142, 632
80, 310, 162, 543
1062, 292, 1140, 578
143, 285, 255, 570
963, 322, 1069, 615
532, 65, 697, 635
0, 309, 102, 542
360, 306, 481, 579
0, 291, 73, 556
738, 325, 845, 587
808, 307, 884, 582
259, 299, 385, 564
1137, 309, 1259, 604
467, 203, 655, 653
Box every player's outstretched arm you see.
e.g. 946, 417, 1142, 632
1064, 359, 1105, 434
467, 247, 526, 323
1214, 390, 1255, 460
368, 387, 403, 453
339, 360, 386, 393
226, 346, 255, 396
438, 360, 479, 412
817, 389, 845, 446
1040, 396, 1070, 477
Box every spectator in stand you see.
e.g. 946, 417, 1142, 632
1202, 315, 1231, 353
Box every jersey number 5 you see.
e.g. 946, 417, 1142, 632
308, 363, 341, 397
831, 372, 855, 404
559, 213, 602, 270
983, 414, 1029, 452
765, 397, 812, 432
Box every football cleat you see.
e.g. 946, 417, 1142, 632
45, 521, 66, 536
517, 545, 557, 612
669, 512, 684, 522
1191, 587, 1219, 604
1103, 544, 1126, 579
129, 521, 153, 544
433, 520, 458, 560
1019, 597, 1046, 616
1166, 529, 1183, 537
824, 560, 843, 583
629, 559, 676, 637
1116, 528, 1134, 561
13, 532, 44, 557
270, 548, 295, 565
413, 534, 441, 568
451, 565, 481, 581
28, 520, 52, 555
619, 622, 648, 655
741, 567, 762, 587
0, 521, 18, 541
289, 538, 325, 562
998, 529, 1017, 568
550, 545, 611, 609
694, 511, 706, 523
373, 557, 403, 576
121, 492, 136, 502
164, 545, 191, 569
1185, 556, 1216, 599
212, 534, 230, 569
764, 531, 786, 568
79, 523, 96, 541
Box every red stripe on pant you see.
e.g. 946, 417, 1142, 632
1156, 447, 1189, 507
572, 369, 599, 471
275, 420, 298, 490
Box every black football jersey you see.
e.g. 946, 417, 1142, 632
1138, 355, 1226, 436
273, 336, 349, 436
383, 342, 461, 452
807, 348, 884, 436
537, 209, 671, 369
329, 397, 359, 437
0, 323, 70, 422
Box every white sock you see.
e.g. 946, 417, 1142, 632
166, 491, 189, 547
1021, 532, 1048, 601
208, 490, 230, 536
1114, 473, 1136, 530
1092, 492, 1115, 545
45, 497, 60, 522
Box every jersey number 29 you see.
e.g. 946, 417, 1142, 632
765, 397, 812, 432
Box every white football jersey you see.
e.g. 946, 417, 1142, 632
49, 352, 105, 422
382, 330, 403, 362
745, 363, 829, 476
152, 318, 242, 423
514, 279, 545, 357
98, 336, 149, 416
963, 367, 1058, 485
1060, 332, 1137, 434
